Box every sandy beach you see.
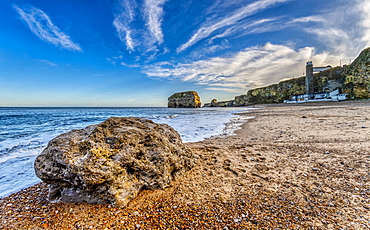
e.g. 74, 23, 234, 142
1, 102, 369, 229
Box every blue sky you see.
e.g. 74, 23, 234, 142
1, 0, 369, 106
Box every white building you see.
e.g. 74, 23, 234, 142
284, 89, 347, 103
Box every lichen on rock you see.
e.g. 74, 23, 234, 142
34, 117, 194, 206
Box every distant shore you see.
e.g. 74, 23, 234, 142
1, 101, 369, 229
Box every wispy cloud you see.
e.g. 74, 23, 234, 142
113, 0, 137, 51
113, 0, 167, 57
290, 16, 325, 23
189, 40, 231, 59
292, 1, 369, 59
38, 59, 57, 66
209, 17, 283, 42
120, 62, 141, 68
358, 0, 370, 47
177, 0, 290, 53
145, 43, 341, 93
144, 0, 167, 45
113, 17, 135, 51
14, 5, 82, 51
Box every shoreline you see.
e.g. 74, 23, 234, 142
1, 102, 370, 229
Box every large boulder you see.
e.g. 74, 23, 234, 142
168, 91, 201, 108
34, 117, 194, 206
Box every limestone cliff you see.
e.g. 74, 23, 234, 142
343, 47, 370, 99
204, 99, 234, 107
168, 91, 201, 108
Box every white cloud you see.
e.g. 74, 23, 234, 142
294, 1, 369, 60
290, 16, 325, 23
144, 43, 342, 93
113, 0, 137, 51
232, 17, 285, 39
113, 0, 167, 57
144, 0, 167, 45
113, 17, 135, 51
14, 5, 82, 51
177, 0, 290, 53
120, 62, 141, 68
38, 59, 57, 66
359, 0, 370, 47
189, 40, 230, 59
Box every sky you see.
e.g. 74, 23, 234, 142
1, 0, 370, 107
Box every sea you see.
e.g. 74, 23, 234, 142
0, 107, 253, 198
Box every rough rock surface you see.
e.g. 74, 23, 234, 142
34, 117, 194, 206
168, 91, 201, 108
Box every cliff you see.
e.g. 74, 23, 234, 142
343, 47, 370, 99
168, 91, 201, 108
245, 66, 345, 104
204, 99, 234, 107
205, 47, 370, 106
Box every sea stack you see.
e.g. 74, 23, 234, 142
34, 117, 194, 207
168, 91, 201, 108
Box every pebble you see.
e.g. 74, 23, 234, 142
233, 218, 241, 223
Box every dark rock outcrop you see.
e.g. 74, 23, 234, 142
34, 117, 194, 206
168, 91, 201, 108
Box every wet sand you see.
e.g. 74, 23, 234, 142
1, 102, 369, 229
